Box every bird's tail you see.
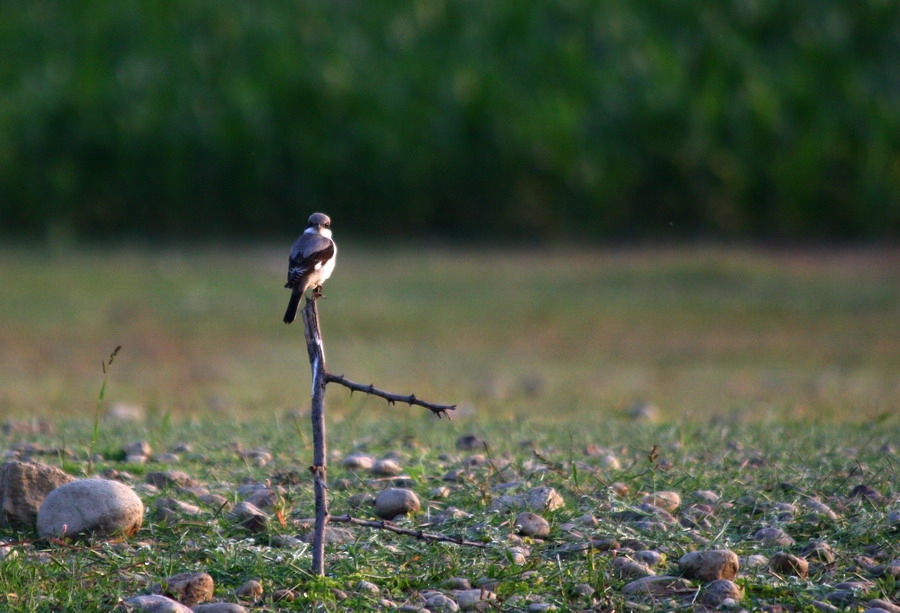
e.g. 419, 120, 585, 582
283, 290, 302, 324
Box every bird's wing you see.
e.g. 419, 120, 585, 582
286, 235, 335, 285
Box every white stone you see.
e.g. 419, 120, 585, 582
37, 479, 143, 539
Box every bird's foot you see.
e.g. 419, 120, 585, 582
313, 285, 325, 299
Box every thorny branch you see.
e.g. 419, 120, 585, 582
328, 514, 486, 548
324, 373, 457, 418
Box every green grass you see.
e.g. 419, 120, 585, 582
0, 245, 897, 609
0, 415, 896, 611
1, 244, 899, 422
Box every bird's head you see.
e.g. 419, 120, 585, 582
307, 212, 332, 235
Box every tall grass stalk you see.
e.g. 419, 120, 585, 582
88, 345, 121, 473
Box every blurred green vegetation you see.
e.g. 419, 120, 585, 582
1, 1, 899, 241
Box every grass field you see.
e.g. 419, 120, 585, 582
0, 245, 898, 610
1, 244, 898, 423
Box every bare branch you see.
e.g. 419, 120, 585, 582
328, 514, 486, 548
324, 373, 456, 418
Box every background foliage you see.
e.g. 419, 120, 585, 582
2, 0, 899, 241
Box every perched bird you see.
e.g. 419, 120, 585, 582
283, 212, 337, 324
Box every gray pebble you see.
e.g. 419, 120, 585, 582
341, 451, 374, 469
699, 579, 743, 606
679, 549, 739, 581
753, 527, 795, 546
374, 488, 421, 519
515, 512, 550, 538
372, 458, 403, 476
426, 592, 459, 612
122, 594, 192, 612
192, 603, 248, 612
769, 551, 809, 578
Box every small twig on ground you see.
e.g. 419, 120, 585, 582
328, 514, 486, 548
324, 373, 457, 418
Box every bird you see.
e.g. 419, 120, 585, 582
283, 212, 337, 324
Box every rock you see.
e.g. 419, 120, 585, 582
154, 498, 201, 517
635, 550, 664, 567
371, 458, 402, 476
228, 501, 268, 532
152, 453, 180, 464
570, 583, 595, 598
699, 579, 743, 606
679, 549, 740, 581
356, 580, 380, 594
374, 488, 421, 519
238, 448, 272, 466
770, 552, 809, 578
145, 471, 199, 490
515, 512, 550, 538
123, 441, 152, 458
742, 554, 769, 569
621, 576, 695, 599
243, 487, 279, 510
198, 493, 231, 511
456, 435, 484, 451
156, 571, 214, 607
426, 592, 460, 612
234, 579, 263, 600
37, 478, 143, 539
192, 604, 248, 613
443, 577, 471, 590
121, 594, 193, 612
0, 460, 75, 528
867, 599, 900, 613
801, 541, 836, 564
341, 452, 375, 470
455, 588, 497, 610
850, 484, 885, 504
524, 486, 564, 512
802, 499, 838, 521
507, 546, 529, 564
2, 420, 53, 435
692, 490, 721, 505
642, 491, 681, 512
753, 527, 795, 546
612, 557, 655, 579
268, 589, 295, 602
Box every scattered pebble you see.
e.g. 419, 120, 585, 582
454, 588, 497, 610
753, 526, 795, 546
156, 571, 214, 607
426, 592, 460, 612
356, 580, 380, 594
770, 552, 809, 578
123, 441, 153, 458
374, 488, 421, 519
456, 435, 484, 451
121, 594, 193, 612
699, 579, 744, 607
145, 471, 200, 490
234, 579, 263, 600
371, 458, 403, 476
679, 549, 740, 581
641, 490, 681, 512
342, 452, 375, 470
515, 512, 550, 538
613, 557, 655, 579
621, 575, 695, 599
227, 501, 268, 532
